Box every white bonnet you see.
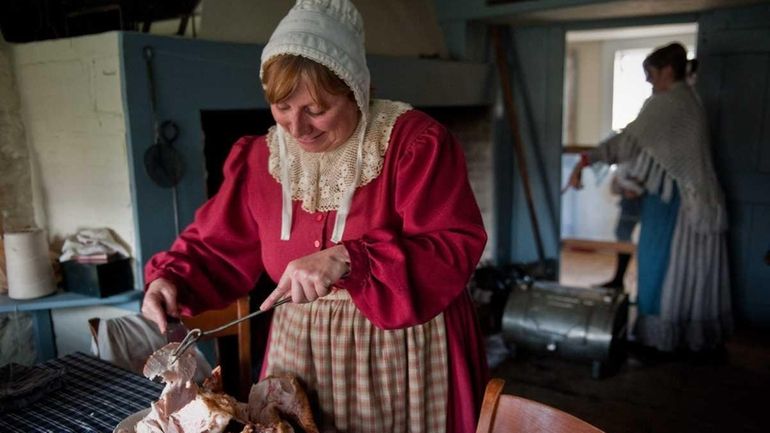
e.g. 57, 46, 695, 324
260, 0, 370, 116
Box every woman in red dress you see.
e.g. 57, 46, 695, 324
141, 1, 488, 431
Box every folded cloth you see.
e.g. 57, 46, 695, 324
0, 363, 66, 412
60, 228, 130, 262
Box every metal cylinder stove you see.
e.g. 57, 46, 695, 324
501, 280, 629, 378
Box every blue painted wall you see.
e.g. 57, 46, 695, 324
493, 26, 565, 265
697, 4, 770, 327
118, 32, 492, 287
119, 33, 267, 287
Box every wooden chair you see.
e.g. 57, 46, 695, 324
476, 378, 605, 433
181, 296, 252, 400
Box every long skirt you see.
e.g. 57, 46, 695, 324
634, 187, 732, 351
636, 190, 680, 316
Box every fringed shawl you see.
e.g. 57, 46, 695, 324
589, 82, 732, 351
589, 82, 726, 233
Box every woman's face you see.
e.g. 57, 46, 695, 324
270, 77, 360, 153
645, 65, 675, 94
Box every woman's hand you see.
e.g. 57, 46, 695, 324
622, 189, 641, 199
568, 161, 585, 190
260, 244, 351, 310
142, 278, 180, 334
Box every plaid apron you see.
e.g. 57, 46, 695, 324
265, 290, 448, 433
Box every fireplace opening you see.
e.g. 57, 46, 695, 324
201, 109, 275, 197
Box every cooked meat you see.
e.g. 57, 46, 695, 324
133, 343, 319, 433
136, 344, 195, 432
201, 366, 225, 394
165, 394, 235, 433
247, 376, 318, 433
143, 343, 197, 385
239, 425, 292, 433
136, 343, 236, 433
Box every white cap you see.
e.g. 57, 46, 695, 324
260, 0, 370, 117
262, 0, 370, 244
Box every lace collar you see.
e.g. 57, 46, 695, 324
267, 99, 412, 213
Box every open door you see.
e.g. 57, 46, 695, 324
560, 24, 698, 294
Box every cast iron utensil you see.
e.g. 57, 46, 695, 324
169, 298, 291, 364
142, 46, 185, 234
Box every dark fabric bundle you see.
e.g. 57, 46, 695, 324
0, 363, 66, 411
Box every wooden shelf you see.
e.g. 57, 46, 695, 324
0, 289, 143, 362
0, 289, 142, 313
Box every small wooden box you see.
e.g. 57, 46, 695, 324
61, 258, 134, 298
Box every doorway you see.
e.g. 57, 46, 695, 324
559, 23, 698, 295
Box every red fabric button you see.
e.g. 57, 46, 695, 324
316, 214, 323, 222
314, 240, 321, 248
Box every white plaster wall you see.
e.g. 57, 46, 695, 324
573, 41, 603, 146
11, 33, 135, 253
1, 36, 39, 364
11, 33, 138, 357
0, 36, 36, 231
199, 0, 448, 57
52, 306, 133, 356
561, 40, 619, 241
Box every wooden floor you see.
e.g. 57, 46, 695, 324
559, 243, 637, 298
492, 249, 770, 433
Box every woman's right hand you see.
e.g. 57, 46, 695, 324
260, 244, 350, 311
568, 162, 585, 190
142, 278, 180, 334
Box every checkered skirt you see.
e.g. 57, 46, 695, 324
265, 290, 448, 433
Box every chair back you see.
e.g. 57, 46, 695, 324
476, 378, 604, 433
181, 296, 252, 400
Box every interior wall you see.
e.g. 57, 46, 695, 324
0, 36, 35, 231
11, 33, 135, 253
697, 3, 770, 327
8, 33, 137, 358
460, 113, 496, 263
52, 305, 130, 356
199, 0, 448, 58
496, 25, 565, 265
430, 107, 496, 262
0, 35, 36, 364
570, 41, 603, 145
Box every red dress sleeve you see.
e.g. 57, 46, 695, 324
337, 114, 487, 329
144, 137, 264, 316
